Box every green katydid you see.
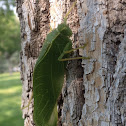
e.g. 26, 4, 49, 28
23, 1, 90, 126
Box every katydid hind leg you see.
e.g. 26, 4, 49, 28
59, 56, 90, 61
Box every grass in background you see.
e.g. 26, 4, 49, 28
0, 72, 24, 126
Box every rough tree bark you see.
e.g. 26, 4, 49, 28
16, 0, 126, 126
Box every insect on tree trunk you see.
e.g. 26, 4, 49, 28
16, 0, 126, 126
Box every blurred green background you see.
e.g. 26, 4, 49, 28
0, 72, 23, 126
0, 0, 23, 125
0, 0, 20, 73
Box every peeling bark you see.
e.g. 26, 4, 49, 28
16, 0, 126, 126
77, 0, 126, 126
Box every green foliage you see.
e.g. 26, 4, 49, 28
0, 72, 24, 126
0, 0, 15, 10
9, 51, 20, 65
0, 56, 8, 73
0, 0, 21, 73
33, 23, 72, 126
0, 13, 20, 58
0, 51, 20, 73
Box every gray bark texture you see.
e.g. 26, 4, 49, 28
16, 0, 126, 126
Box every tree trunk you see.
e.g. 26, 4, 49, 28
16, 0, 126, 126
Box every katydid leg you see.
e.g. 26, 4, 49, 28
58, 42, 90, 61
21, 92, 33, 110
59, 56, 90, 61
64, 43, 87, 54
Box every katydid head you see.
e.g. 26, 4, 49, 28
58, 23, 72, 37
58, 1, 76, 36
